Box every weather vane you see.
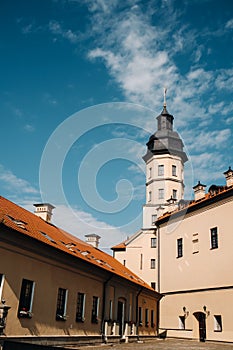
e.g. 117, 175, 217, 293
163, 87, 167, 107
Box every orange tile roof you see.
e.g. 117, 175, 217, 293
0, 196, 155, 292
157, 185, 233, 222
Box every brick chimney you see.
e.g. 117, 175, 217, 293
33, 203, 55, 223
193, 181, 206, 201
85, 234, 101, 248
223, 166, 233, 187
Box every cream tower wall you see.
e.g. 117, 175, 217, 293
143, 154, 184, 229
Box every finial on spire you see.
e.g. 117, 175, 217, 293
163, 87, 167, 107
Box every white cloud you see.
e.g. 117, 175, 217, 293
49, 20, 79, 43
225, 18, 233, 29
0, 165, 39, 195
23, 124, 35, 132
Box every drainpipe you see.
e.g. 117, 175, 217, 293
135, 287, 143, 340
101, 274, 113, 343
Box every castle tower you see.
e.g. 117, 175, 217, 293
142, 92, 188, 229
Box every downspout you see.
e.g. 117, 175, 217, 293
136, 287, 143, 340
101, 274, 114, 343
157, 224, 161, 335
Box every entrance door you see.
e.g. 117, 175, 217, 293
194, 312, 206, 342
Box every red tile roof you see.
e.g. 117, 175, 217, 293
0, 196, 154, 292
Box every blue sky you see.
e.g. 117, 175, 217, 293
1, 0, 233, 250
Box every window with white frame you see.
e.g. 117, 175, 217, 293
214, 315, 222, 332
76, 292, 86, 322
91, 296, 99, 323
158, 165, 164, 176
18, 279, 35, 318
56, 288, 68, 321
158, 188, 164, 199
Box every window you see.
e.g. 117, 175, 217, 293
148, 167, 152, 179
173, 189, 177, 199
91, 296, 99, 323
151, 237, 157, 248
158, 188, 164, 199
151, 282, 156, 290
179, 316, 185, 329
56, 288, 68, 321
214, 315, 222, 332
123, 260, 126, 266
138, 307, 142, 326
145, 309, 149, 327
151, 215, 157, 225
148, 191, 152, 202
18, 279, 35, 318
210, 227, 218, 249
177, 238, 183, 258
172, 165, 177, 176
151, 309, 155, 327
192, 233, 199, 254
150, 259, 156, 269
140, 254, 143, 270
158, 165, 164, 176
76, 292, 86, 322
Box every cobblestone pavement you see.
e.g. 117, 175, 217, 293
64, 339, 233, 350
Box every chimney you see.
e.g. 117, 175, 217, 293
223, 166, 233, 187
167, 196, 177, 213
193, 181, 206, 201
33, 203, 55, 223
85, 234, 101, 248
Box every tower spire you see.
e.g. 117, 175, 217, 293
163, 87, 167, 107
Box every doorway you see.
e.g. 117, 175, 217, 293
193, 312, 206, 342
117, 300, 125, 336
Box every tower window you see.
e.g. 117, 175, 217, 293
158, 165, 164, 176
152, 215, 157, 225
158, 189, 164, 199
177, 238, 183, 258
148, 167, 152, 179
148, 191, 152, 202
172, 165, 177, 176
173, 189, 177, 199
151, 282, 156, 290
210, 227, 218, 249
